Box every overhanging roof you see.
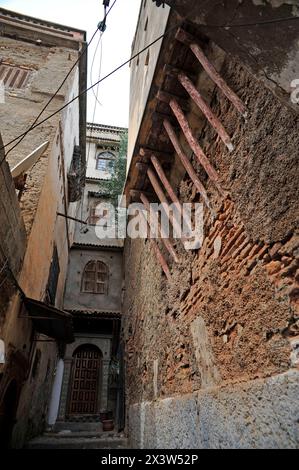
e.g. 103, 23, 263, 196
67, 309, 121, 320
23, 298, 74, 344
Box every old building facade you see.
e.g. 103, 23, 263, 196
123, 1, 299, 448
1, 0, 298, 450
49, 123, 127, 433
0, 8, 86, 447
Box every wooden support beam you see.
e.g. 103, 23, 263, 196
163, 118, 212, 212
139, 206, 171, 280
140, 147, 172, 161
178, 73, 234, 152
169, 98, 225, 197
150, 155, 181, 208
130, 189, 152, 202
151, 155, 193, 237
163, 63, 197, 81
176, 28, 247, 117
156, 90, 189, 112
134, 162, 148, 190
147, 167, 183, 239
147, 167, 169, 206
140, 192, 179, 263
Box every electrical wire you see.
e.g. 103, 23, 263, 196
3, 28, 99, 158
2, 0, 117, 159
0, 33, 169, 163
1, 11, 298, 164
81, 1, 107, 229
90, 32, 104, 108
80, 36, 103, 230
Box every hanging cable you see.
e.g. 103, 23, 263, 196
90, 32, 104, 108
2, 0, 117, 159
1, 7, 298, 165
81, 2, 110, 231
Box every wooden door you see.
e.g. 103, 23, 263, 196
68, 345, 102, 416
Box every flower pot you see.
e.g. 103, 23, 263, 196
102, 419, 114, 432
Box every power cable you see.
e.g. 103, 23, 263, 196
2, 0, 117, 159
90, 32, 104, 108
80, 35, 104, 230
1, 11, 298, 165
0, 33, 169, 161
82, 2, 109, 229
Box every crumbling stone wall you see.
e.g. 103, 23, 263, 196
0, 37, 79, 233
123, 51, 299, 446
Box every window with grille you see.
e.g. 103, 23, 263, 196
96, 151, 115, 172
81, 260, 108, 294
0, 63, 31, 89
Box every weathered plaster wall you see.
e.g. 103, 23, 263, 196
124, 40, 299, 447
127, 1, 170, 171
0, 33, 83, 446
64, 248, 123, 312
0, 36, 80, 234
73, 181, 123, 248
0, 139, 26, 329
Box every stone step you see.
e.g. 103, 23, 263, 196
53, 421, 104, 433
26, 434, 127, 450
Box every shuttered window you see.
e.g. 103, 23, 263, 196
81, 260, 108, 294
0, 63, 31, 89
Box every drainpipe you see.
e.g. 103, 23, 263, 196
47, 358, 64, 429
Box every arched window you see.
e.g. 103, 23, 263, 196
81, 260, 108, 294
96, 151, 115, 172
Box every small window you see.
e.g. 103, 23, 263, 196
81, 260, 108, 295
0, 63, 31, 89
96, 151, 115, 173
144, 17, 148, 31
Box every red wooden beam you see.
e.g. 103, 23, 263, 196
176, 28, 247, 117
168, 99, 225, 197
178, 73, 234, 152
147, 167, 183, 239
140, 192, 179, 263
151, 155, 192, 236
139, 206, 171, 280
163, 118, 212, 212
151, 155, 180, 207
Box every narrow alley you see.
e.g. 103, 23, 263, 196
0, 0, 298, 453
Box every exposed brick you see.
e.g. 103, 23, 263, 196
265, 261, 282, 276
280, 260, 299, 278
279, 236, 299, 256
221, 232, 247, 265
269, 242, 282, 259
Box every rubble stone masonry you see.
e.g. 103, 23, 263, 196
123, 53, 299, 448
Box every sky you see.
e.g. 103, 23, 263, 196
0, 0, 141, 127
